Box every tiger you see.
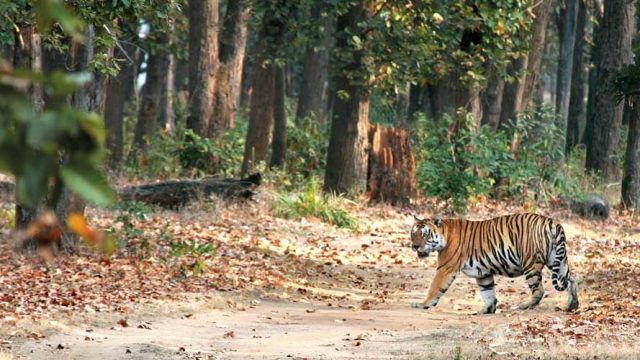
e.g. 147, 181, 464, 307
409, 213, 579, 314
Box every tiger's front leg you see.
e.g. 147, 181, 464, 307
411, 270, 457, 309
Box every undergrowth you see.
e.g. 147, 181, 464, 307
272, 180, 358, 230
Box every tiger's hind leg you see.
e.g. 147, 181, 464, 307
476, 275, 497, 314
566, 273, 579, 311
518, 264, 545, 310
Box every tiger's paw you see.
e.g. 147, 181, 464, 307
411, 302, 431, 310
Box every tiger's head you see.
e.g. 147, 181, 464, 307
410, 215, 445, 258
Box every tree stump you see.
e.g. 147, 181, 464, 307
367, 124, 417, 204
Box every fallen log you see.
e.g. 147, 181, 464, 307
117, 173, 261, 207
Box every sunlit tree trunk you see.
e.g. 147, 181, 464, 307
481, 77, 504, 129
585, 0, 635, 179
213, 0, 250, 133
187, 0, 219, 136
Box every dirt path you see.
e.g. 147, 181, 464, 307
5, 204, 640, 359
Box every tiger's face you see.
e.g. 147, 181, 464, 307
410, 216, 445, 258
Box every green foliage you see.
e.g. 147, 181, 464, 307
283, 115, 329, 179
169, 238, 216, 276
273, 180, 358, 230
414, 105, 602, 211
177, 127, 245, 177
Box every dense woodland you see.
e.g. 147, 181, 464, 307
0, 1, 639, 359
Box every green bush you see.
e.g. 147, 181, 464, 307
273, 180, 358, 230
414, 105, 604, 211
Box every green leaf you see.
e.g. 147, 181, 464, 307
60, 161, 116, 206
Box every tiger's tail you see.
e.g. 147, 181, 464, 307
550, 224, 570, 291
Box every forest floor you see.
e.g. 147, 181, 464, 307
0, 191, 639, 359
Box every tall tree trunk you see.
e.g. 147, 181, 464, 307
555, 0, 579, 138
59, 25, 107, 252
133, 39, 170, 152
13, 20, 43, 230
241, 8, 288, 175
104, 26, 137, 169
566, 0, 588, 154
501, 0, 552, 126
395, 83, 411, 126
323, 2, 372, 195
187, 0, 219, 136
213, 0, 250, 133
585, 0, 635, 179
162, 53, 176, 134
622, 102, 640, 210
270, 66, 287, 168
296, 4, 333, 124
481, 77, 505, 129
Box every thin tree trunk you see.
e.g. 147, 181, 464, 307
585, 0, 635, 179
13, 20, 43, 230
104, 27, 137, 169
555, 0, 579, 138
521, 0, 553, 110
566, 0, 588, 154
241, 8, 288, 175
296, 4, 333, 124
58, 25, 107, 252
133, 38, 170, 151
481, 77, 505, 129
270, 66, 287, 168
163, 53, 176, 134
213, 0, 250, 133
501, 0, 552, 127
187, 0, 219, 136
622, 102, 640, 210
324, 2, 373, 195
396, 82, 411, 126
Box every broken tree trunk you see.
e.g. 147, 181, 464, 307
118, 173, 261, 207
367, 125, 417, 205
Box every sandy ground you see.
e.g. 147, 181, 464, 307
3, 203, 640, 360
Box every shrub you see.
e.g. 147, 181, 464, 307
413, 105, 605, 211
272, 180, 358, 230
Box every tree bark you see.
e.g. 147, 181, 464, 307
270, 66, 287, 168
366, 125, 417, 204
407, 83, 424, 124
187, 0, 219, 136
133, 34, 170, 151
296, 4, 333, 124
481, 77, 505, 129
555, 0, 579, 138
622, 102, 640, 210
213, 0, 250, 133
13, 20, 43, 230
520, 0, 553, 110
585, 0, 635, 179
241, 7, 288, 175
104, 26, 137, 169
323, 2, 373, 195
501, 0, 552, 127
566, 0, 588, 154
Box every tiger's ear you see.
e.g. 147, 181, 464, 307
411, 213, 423, 222
434, 215, 443, 227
